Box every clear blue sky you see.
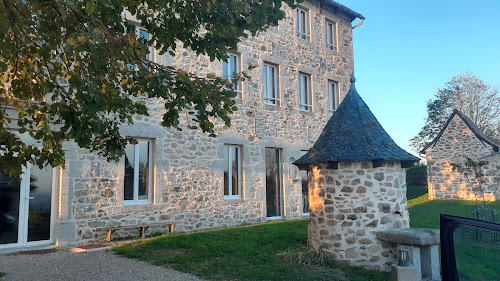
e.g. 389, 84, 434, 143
336, 0, 500, 156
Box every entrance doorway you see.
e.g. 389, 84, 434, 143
266, 148, 283, 218
0, 137, 55, 248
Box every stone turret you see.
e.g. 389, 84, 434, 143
294, 76, 419, 271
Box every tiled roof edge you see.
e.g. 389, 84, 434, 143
317, 0, 365, 21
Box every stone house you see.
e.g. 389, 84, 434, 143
0, 1, 364, 250
422, 109, 500, 201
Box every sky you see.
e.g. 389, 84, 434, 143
335, 0, 500, 157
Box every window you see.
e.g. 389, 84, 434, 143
136, 27, 154, 62
296, 7, 310, 40
223, 145, 242, 199
299, 73, 312, 112
328, 80, 339, 115
222, 53, 242, 99
325, 20, 338, 51
124, 139, 153, 205
263, 63, 280, 106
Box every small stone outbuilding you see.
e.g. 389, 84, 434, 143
294, 76, 419, 271
421, 109, 500, 201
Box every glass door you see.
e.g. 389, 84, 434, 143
25, 164, 53, 243
266, 148, 283, 218
0, 164, 53, 248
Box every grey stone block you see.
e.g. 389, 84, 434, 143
391, 264, 419, 281
377, 228, 440, 246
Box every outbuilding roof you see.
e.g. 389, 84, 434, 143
294, 76, 419, 169
420, 109, 500, 154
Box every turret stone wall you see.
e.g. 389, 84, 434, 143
54, 1, 357, 245
307, 161, 409, 271
425, 115, 499, 201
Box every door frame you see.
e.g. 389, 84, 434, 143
0, 165, 57, 249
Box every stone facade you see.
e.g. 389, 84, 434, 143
52, 1, 358, 245
307, 161, 409, 271
425, 114, 500, 201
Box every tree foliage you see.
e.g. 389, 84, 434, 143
0, 0, 296, 176
411, 72, 500, 152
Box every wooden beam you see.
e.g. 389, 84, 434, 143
372, 160, 383, 168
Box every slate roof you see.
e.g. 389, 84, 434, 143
320, 0, 365, 21
420, 109, 500, 154
294, 76, 419, 166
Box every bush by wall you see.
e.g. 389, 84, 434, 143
406, 164, 427, 186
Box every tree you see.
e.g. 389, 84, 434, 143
0, 0, 296, 176
411, 72, 500, 152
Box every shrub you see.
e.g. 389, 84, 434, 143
406, 164, 427, 186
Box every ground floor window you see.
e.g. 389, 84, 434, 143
124, 139, 153, 205
224, 145, 242, 199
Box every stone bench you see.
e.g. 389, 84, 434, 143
377, 228, 440, 281
100, 222, 175, 242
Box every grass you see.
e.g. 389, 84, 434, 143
114, 220, 389, 281
408, 187, 500, 280
0, 272, 5, 278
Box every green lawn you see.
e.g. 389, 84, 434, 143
114, 220, 389, 281
114, 187, 500, 281
408, 191, 500, 281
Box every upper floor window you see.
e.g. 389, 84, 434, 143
224, 145, 242, 199
325, 20, 338, 51
222, 53, 242, 99
299, 73, 312, 112
135, 27, 154, 62
263, 63, 280, 106
328, 80, 339, 115
296, 7, 310, 40
124, 139, 153, 205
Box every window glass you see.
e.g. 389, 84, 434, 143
124, 139, 152, 204
124, 144, 135, 201
222, 53, 241, 99
263, 64, 279, 105
296, 8, 309, 40
224, 145, 241, 199
299, 73, 312, 112
325, 20, 337, 51
328, 80, 339, 115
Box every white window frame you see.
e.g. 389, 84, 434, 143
299, 73, 312, 112
124, 139, 153, 206
296, 7, 310, 40
222, 53, 242, 99
325, 19, 338, 51
224, 145, 242, 200
328, 80, 340, 115
263, 63, 280, 106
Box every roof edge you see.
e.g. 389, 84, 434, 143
319, 0, 365, 21
420, 109, 500, 154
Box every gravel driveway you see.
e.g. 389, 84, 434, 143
0, 249, 204, 281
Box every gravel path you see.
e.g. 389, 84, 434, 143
0, 249, 204, 281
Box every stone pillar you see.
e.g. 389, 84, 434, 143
307, 161, 409, 271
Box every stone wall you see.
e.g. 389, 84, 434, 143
307, 161, 409, 272
54, 1, 357, 245
425, 115, 499, 201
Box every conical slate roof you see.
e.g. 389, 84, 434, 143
294, 76, 419, 167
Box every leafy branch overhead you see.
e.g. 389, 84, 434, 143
0, 0, 297, 176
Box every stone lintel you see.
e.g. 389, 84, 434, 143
376, 228, 440, 247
